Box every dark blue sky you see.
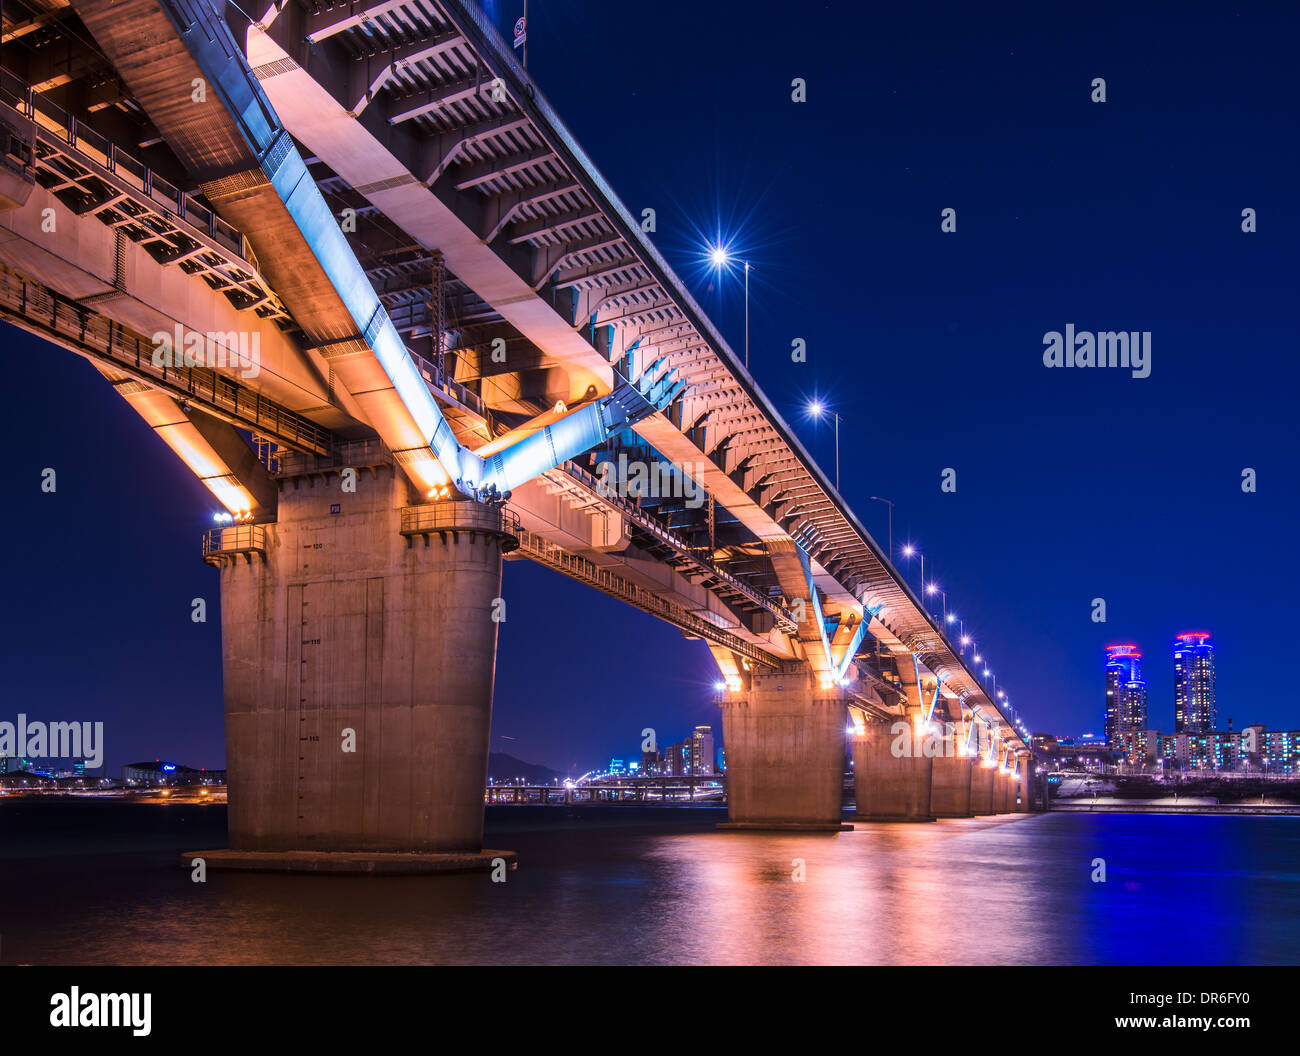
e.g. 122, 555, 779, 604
4, 1, 1297, 774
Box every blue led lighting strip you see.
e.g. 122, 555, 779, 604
797, 543, 882, 682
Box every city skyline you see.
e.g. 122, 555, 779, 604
1105, 633, 1224, 744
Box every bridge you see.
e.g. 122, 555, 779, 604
0, 0, 1033, 868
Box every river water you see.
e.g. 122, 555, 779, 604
2, 800, 1297, 965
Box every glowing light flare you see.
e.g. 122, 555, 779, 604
709, 245, 730, 268
409, 456, 450, 494
202, 475, 254, 518
158, 426, 229, 481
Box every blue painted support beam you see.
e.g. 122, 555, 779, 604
832, 604, 883, 683
153, 2, 668, 501
923, 673, 948, 725
796, 544, 833, 672
160, 2, 481, 489
479, 380, 661, 495
797, 544, 881, 682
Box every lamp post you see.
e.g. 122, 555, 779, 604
710, 246, 752, 370
925, 582, 943, 623
902, 544, 923, 598
744, 260, 751, 370
807, 400, 841, 490
870, 496, 894, 560
930, 586, 949, 625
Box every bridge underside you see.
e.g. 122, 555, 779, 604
0, 0, 1034, 861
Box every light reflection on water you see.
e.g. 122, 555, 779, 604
2, 802, 1298, 965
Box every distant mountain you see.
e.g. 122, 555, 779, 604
488, 752, 565, 784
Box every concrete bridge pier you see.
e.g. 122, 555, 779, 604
185, 464, 518, 873
851, 719, 936, 822
970, 761, 995, 815
931, 753, 974, 817
994, 770, 1013, 813
718, 669, 851, 831
1017, 756, 1034, 812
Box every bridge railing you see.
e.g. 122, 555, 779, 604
0, 266, 331, 454
0, 68, 245, 256
202, 524, 267, 563
557, 460, 800, 632
512, 525, 777, 667
408, 348, 488, 419
277, 438, 392, 477
400, 501, 520, 548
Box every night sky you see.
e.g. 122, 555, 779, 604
3, 1, 1297, 775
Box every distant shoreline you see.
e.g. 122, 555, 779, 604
0, 789, 224, 804
1051, 801, 1300, 815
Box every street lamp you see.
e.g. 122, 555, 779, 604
926, 584, 949, 624
709, 245, 751, 370
901, 544, 923, 597
925, 581, 945, 623
807, 400, 841, 490
870, 496, 894, 559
